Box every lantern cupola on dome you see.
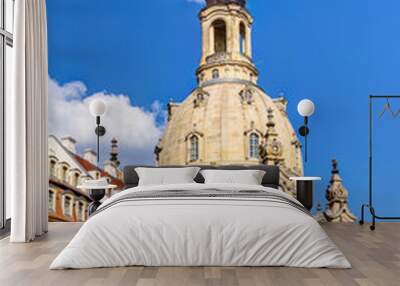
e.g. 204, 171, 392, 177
206, 0, 246, 7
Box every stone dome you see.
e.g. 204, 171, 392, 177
157, 82, 303, 193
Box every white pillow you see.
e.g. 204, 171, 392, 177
200, 169, 266, 185
135, 167, 201, 186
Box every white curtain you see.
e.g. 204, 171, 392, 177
7, 0, 48, 242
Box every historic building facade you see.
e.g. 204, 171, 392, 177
48, 135, 124, 222
156, 0, 303, 194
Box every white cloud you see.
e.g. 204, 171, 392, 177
48, 77, 165, 166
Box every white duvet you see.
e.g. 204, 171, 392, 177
50, 183, 351, 269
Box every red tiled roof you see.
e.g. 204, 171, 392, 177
74, 154, 124, 189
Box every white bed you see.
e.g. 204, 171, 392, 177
50, 183, 351, 269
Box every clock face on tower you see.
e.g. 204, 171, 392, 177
269, 140, 283, 157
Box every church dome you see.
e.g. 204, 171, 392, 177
156, 0, 303, 194
157, 82, 303, 193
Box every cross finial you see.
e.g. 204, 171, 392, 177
332, 159, 339, 174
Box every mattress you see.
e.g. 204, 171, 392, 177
50, 183, 351, 269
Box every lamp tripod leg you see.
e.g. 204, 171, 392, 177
370, 206, 376, 231
360, 204, 367, 225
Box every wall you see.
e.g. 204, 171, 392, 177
47, 0, 400, 220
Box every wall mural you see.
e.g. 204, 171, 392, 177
47, 0, 400, 223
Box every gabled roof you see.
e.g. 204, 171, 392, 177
74, 154, 124, 189
49, 134, 124, 189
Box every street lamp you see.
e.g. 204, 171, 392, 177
297, 99, 315, 162
89, 99, 107, 164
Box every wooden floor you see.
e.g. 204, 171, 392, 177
0, 223, 399, 286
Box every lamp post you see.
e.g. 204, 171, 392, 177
89, 99, 107, 164
297, 99, 315, 163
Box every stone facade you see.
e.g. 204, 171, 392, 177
156, 0, 303, 194
48, 135, 124, 222
49, 179, 89, 222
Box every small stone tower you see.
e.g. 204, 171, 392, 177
323, 159, 357, 223
260, 108, 284, 165
110, 138, 120, 167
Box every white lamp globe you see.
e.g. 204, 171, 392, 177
89, 99, 107, 117
297, 99, 315, 117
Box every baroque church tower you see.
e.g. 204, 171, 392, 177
156, 0, 304, 194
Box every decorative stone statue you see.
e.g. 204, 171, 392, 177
323, 159, 357, 223
259, 109, 299, 195
260, 108, 283, 165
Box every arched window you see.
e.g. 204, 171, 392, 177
60, 166, 68, 182
70, 172, 80, 187
76, 201, 86, 222
212, 20, 227, 53
212, 69, 220, 79
75, 173, 80, 186
63, 195, 73, 217
49, 160, 56, 177
190, 135, 199, 162
240, 22, 246, 55
49, 190, 55, 212
249, 133, 260, 158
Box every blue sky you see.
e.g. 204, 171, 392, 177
47, 0, 400, 219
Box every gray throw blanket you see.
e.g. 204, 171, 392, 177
92, 189, 309, 218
